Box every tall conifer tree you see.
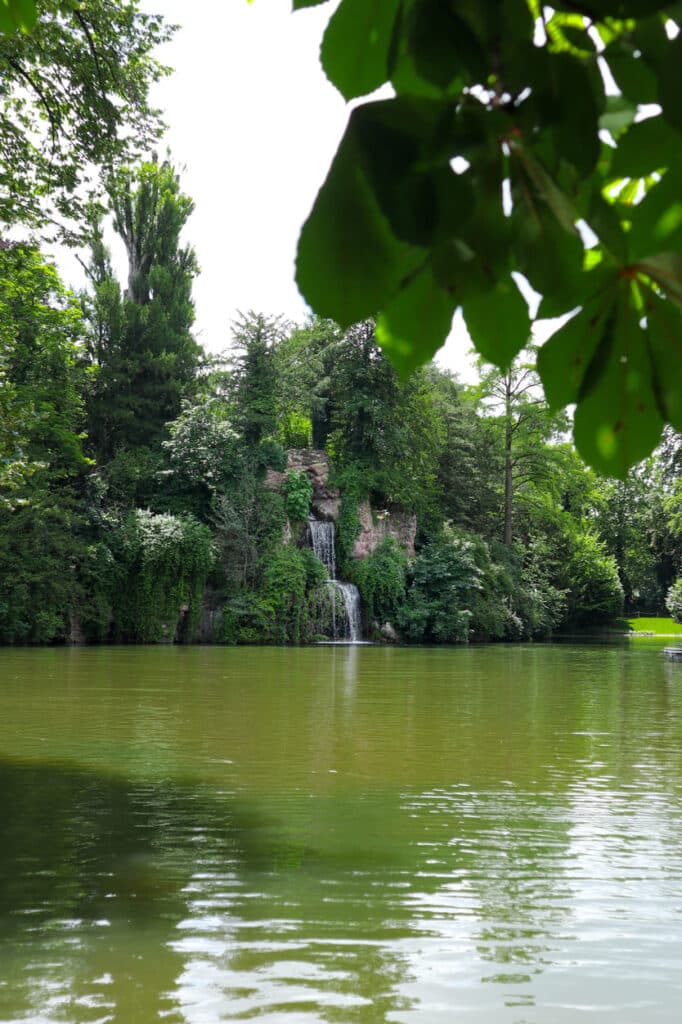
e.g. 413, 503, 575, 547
84, 156, 200, 461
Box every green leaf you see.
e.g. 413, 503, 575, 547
0, 6, 14, 31
352, 99, 439, 246
320, 0, 400, 101
430, 238, 481, 292
376, 263, 456, 377
292, 0, 330, 8
631, 12, 669, 64
389, 1, 465, 99
645, 292, 682, 430
13, 0, 36, 24
635, 252, 682, 311
511, 145, 598, 314
512, 144, 579, 236
628, 170, 682, 260
605, 51, 658, 105
536, 284, 618, 408
350, 98, 476, 248
586, 191, 629, 264
657, 32, 682, 134
296, 115, 422, 328
462, 276, 530, 369
406, 0, 486, 89
609, 116, 682, 179
577, 0, 670, 15
546, 12, 596, 55
0, 0, 36, 32
535, 52, 602, 176
573, 288, 664, 478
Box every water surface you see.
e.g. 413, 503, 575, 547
1, 642, 681, 1022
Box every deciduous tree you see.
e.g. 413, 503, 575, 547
0, 0, 171, 234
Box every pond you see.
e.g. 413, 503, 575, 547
1, 642, 681, 1022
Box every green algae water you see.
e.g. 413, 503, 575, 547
1, 642, 682, 1023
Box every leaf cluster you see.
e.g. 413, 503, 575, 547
295, 0, 682, 477
283, 469, 313, 522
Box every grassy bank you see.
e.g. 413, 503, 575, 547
615, 616, 682, 637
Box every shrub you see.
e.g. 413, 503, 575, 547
283, 470, 313, 523
666, 577, 682, 623
256, 439, 287, 474
299, 547, 329, 590
564, 531, 624, 624
260, 545, 308, 643
222, 592, 274, 644
351, 538, 406, 625
279, 411, 312, 449
110, 510, 213, 642
0, 499, 84, 644
397, 525, 480, 644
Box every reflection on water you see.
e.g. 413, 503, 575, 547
1, 643, 682, 1021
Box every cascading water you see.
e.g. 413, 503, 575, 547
333, 581, 362, 642
308, 516, 362, 642
309, 520, 336, 580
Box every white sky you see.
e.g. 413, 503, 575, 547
58, 0, 478, 379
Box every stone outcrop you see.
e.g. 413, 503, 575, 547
352, 502, 416, 559
311, 495, 341, 522
265, 449, 341, 521
266, 449, 416, 559
380, 621, 400, 643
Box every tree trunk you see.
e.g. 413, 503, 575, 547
504, 375, 513, 546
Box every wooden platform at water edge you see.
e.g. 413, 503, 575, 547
664, 646, 682, 662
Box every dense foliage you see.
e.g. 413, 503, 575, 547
295, 0, 682, 479
283, 470, 313, 523
84, 157, 201, 462
110, 510, 213, 643
1, 231, 680, 645
0, 0, 171, 234
1, 5, 680, 647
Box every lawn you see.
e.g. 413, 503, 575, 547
620, 616, 682, 636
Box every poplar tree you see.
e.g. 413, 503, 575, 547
84, 157, 200, 462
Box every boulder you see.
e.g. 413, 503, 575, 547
264, 468, 287, 492
311, 496, 342, 522
380, 621, 400, 643
286, 449, 331, 491
352, 502, 416, 559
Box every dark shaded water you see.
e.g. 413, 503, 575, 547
1, 642, 681, 1022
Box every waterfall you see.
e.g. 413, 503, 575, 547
332, 581, 362, 642
309, 516, 362, 642
309, 519, 336, 579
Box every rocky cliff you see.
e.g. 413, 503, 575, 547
266, 449, 416, 558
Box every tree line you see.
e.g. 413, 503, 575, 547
0, 154, 681, 644
0, 1, 681, 644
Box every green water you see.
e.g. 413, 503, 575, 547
1, 642, 682, 1023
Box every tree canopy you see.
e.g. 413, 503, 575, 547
294, 0, 682, 478
0, 0, 171, 234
